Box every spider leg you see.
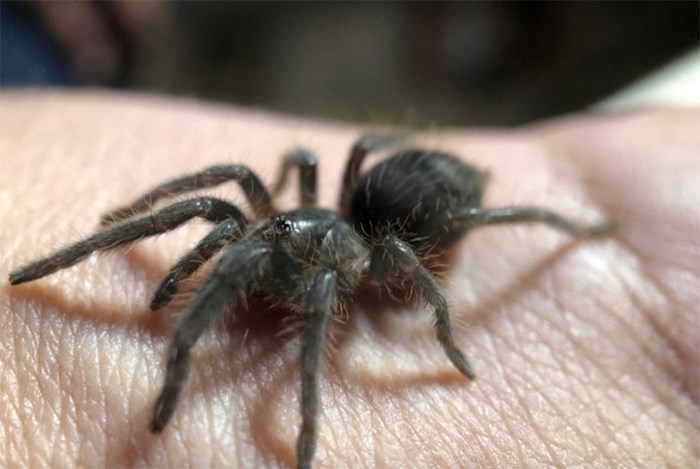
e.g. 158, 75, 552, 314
9, 197, 243, 285
150, 217, 246, 310
449, 206, 614, 237
272, 148, 318, 207
149, 241, 298, 433
371, 235, 475, 380
297, 269, 336, 469
100, 164, 273, 226
339, 133, 408, 215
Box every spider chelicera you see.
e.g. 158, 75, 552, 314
9, 133, 612, 468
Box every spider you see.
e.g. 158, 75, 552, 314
9, 133, 612, 468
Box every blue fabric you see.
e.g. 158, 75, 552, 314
0, 2, 74, 86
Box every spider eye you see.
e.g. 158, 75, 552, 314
274, 217, 293, 236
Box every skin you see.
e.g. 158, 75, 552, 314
0, 91, 698, 468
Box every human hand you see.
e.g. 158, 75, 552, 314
25, 1, 163, 83
1, 91, 697, 467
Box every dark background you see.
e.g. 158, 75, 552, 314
2, 1, 698, 126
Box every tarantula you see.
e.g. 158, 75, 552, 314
9, 134, 611, 468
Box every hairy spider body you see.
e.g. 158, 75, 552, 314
9, 134, 612, 468
255, 207, 366, 306
349, 149, 487, 254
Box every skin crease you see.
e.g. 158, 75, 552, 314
0, 91, 698, 468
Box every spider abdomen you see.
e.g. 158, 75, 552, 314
349, 150, 488, 254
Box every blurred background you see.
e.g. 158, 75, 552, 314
1, 1, 698, 126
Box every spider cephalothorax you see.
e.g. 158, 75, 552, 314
9, 134, 612, 468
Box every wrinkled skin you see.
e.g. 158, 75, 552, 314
1, 91, 697, 468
